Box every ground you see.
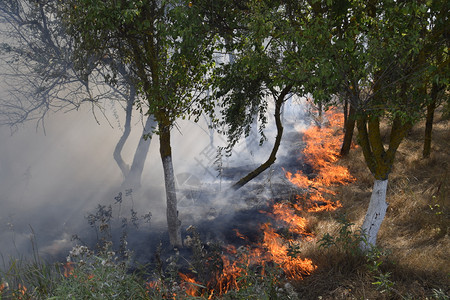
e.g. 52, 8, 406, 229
295, 110, 449, 299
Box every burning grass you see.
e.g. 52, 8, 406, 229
172, 107, 356, 297
295, 109, 450, 299
1, 107, 448, 299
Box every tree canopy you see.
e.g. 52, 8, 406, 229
1, 0, 448, 249
61, 0, 217, 246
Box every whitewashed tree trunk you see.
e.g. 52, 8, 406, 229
360, 179, 388, 251
162, 155, 182, 247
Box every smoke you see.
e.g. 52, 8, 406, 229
0, 78, 310, 264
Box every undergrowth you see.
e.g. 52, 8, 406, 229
1, 111, 448, 299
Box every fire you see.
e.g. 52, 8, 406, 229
146, 279, 178, 299
177, 107, 353, 297
63, 262, 75, 278
286, 108, 354, 212
260, 223, 315, 279
270, 202, 311, 237
211, 244, 263, 295
0, 282, 6, 294
179, 272, 202, 296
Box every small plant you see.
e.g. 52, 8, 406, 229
50, 194, 153, 299
364, 245, 396, 295
431, 288, 449, 300
50, 243, 148, 299
317, 215, 398, 296
318, 214, 366, 256
0, 230, 61, 299
372, 271, 394, 294
146, 242, 185, 299
365, 246, 390, 273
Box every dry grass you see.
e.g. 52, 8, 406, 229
295, 111, 450, 299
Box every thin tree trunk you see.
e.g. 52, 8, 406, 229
123, 114, 157, 189
113, 93, 133, 178
159, 123, 182, 247
340, 102, 356, 156
232, 84, 292, 190
423, 83, 440, 158
111, 62, 136, 179
360, 179, 388, 251
318, 100, 323, 118
343, 98, 348, 132
423, 101, 436, 158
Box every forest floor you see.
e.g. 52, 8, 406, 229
294, 111, 450, 299
1, 109, 448, 300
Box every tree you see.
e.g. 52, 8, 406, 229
285, 0, 448, 249
422, 48, 449, 158
108, 62, 158, 190
0, 0, 93, 130
0, 0, 157, 190
209, 0, 315, 190
340, 100, 356, 156
61, 0, 215, 247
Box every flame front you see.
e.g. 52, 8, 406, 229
178, 108, 353, 297
287, 108, 354, 212
260, 223, 315, 279
179, 272, 202, 296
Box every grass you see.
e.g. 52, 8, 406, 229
297, 109, 449, 299
0, 109, 448, 299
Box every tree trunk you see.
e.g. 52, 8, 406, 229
356, 114, 412, 251
159, 123, 182, 248
318, 100, 323, 118
232, 84, 292, 190
360, 179, 388, 251
340, 101, 356, 156
343, 98, 348, 132
423, 83, 440, 158
123, 114, 157, 189
423, 101, 436, 158
113, 93, 133, 178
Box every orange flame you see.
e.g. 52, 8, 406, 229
63, 262, 75, 278
179, 272, 201, 296
271, 202, 310, 236
286, 108, 354, 212
177, 107, 353, 297
145, 280, 161, 293
260, 223, 315, 279
215, 246, 247, 294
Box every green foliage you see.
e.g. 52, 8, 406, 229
285, 0, 448, 123
318, 214, 366, 256
0, 230, 62, 299
318, 215, 398, 295
365, 247, 394, 294
0, 256, 58, 299
60, 0, 216, 126
371, 271, 394, 294
208, 0, 298, 154
50, 243, 148, 300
